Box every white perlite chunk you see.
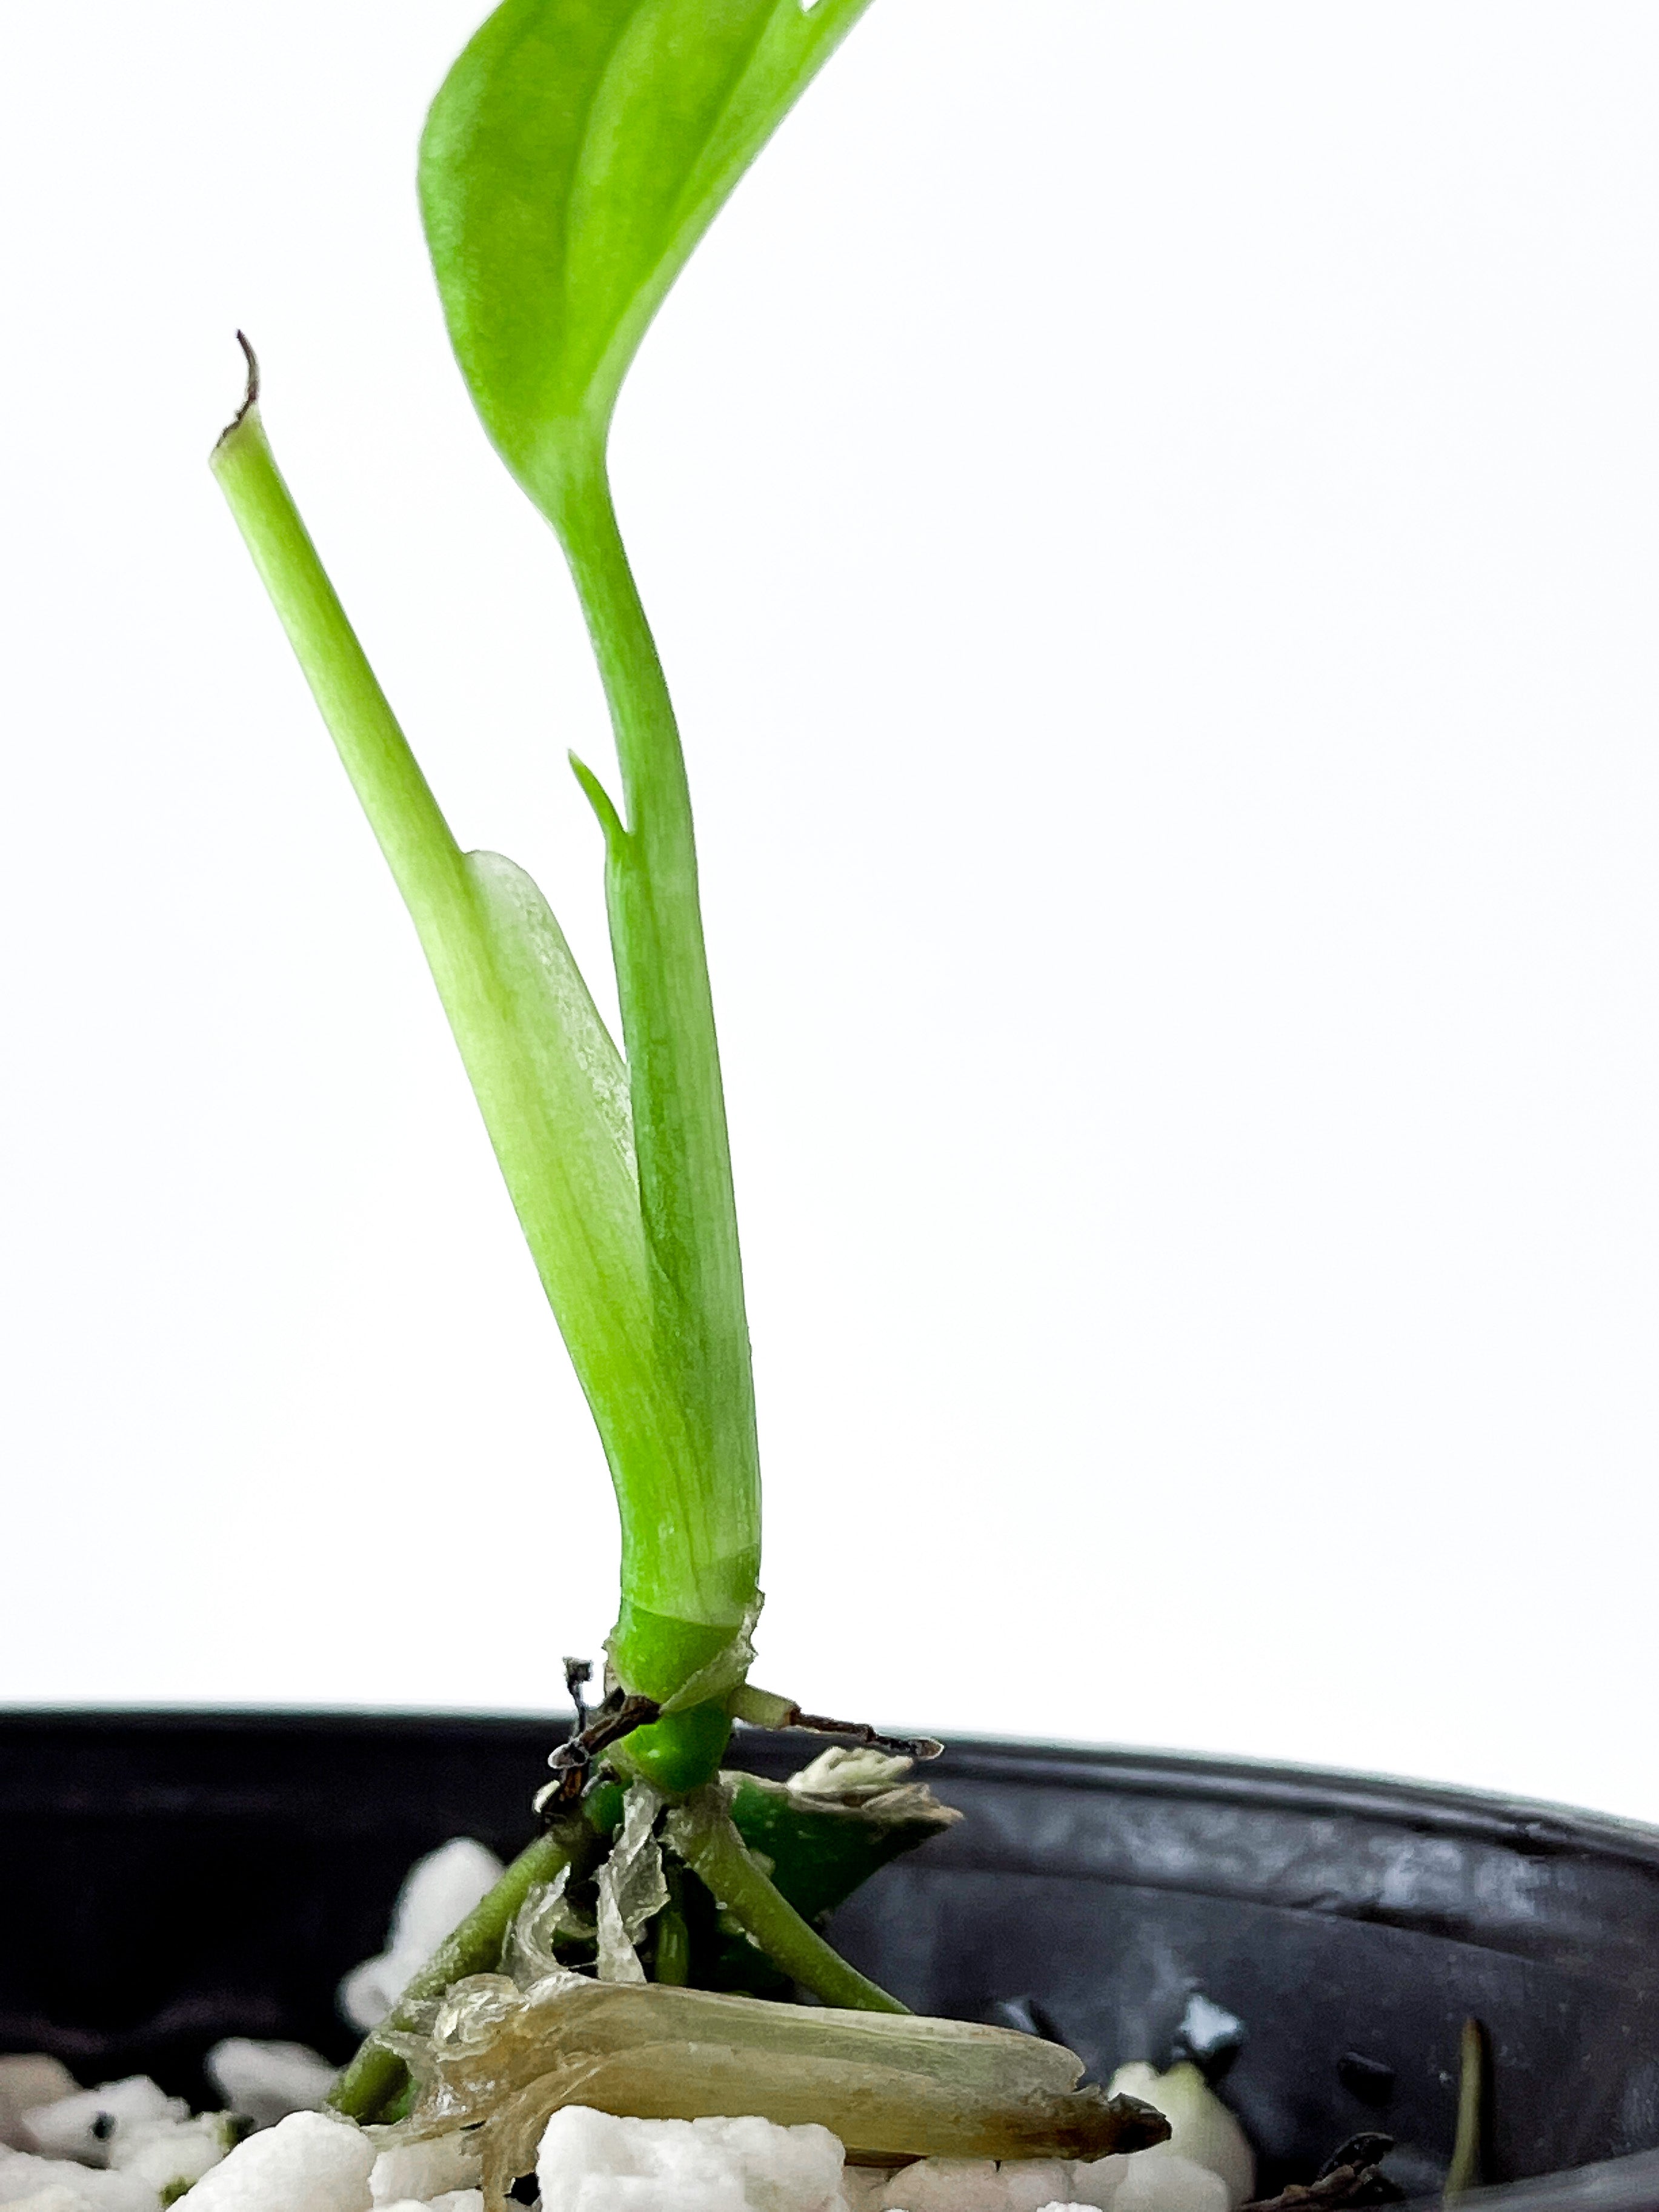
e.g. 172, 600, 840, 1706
110, 2117, 238, 2197
1062, 2157, 1127, 2211
537, 2106, 849, 2212
369, 2197, 480, 2212
340, 1841, 505, 2034
22, 2084, 186, 2168
995, 2166, 1075, 2212
1114, 2156, 1228, 2212
0, 2064, 79, 2154
8, 2068, 234, 2205
862, 2161, 1007, 2212
849, 2146, 1230, 2212
370, 2136, 482, 2207
2, 2187, 86, 2212
1105, 2068, 1253, 2211
0, 2150, 158, 2212
205, 2045, 336, 2132
181, 2112, 374, 2212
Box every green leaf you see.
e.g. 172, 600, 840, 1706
419, 0, 875, 514
725, 1770, 957, 1928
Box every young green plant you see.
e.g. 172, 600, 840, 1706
211, 0, 912, 2113
215, 0, 873, 1779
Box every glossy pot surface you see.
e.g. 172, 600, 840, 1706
2, 1714, 1657, 2211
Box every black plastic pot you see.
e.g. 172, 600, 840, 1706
4, 1713, 1659, 2212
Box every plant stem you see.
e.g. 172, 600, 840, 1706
211, 385, 470, 931
1445, 2016, 1489, 2198
328, 1827, 576, 2121
667, 1789, 909, 2015
653, 1867, 693, 1986
554, 455, 761, 1701
213, 385, 705, 1566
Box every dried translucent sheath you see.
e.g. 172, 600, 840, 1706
593, 1783, 668, 1982
377, 1974, 1169, 2190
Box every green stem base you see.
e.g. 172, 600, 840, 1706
328, 1825, 579, 2121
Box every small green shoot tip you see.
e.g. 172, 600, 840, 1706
570, 751, 628, 851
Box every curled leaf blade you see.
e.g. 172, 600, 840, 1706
419, 0, 876, 509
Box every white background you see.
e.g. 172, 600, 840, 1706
4, 3, 1659, 1821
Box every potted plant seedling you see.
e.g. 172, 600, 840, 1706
210, 0, 1191, 2191
20, 4, 1618, 2211
5, 7, 1659, 2211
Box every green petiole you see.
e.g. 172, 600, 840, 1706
653, 1866, 693, 1987
666, 1789, 909, 2015
329, 1823, 583, 2122
1445, 2016, 1490, 2199
554, 453, 761, 1707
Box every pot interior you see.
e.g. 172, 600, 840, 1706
4, 1715, 1658, 2205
